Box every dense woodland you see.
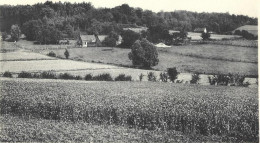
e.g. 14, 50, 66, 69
0, 1, 258, 44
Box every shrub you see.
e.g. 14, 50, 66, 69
229, 74, 249, 87
102, 37, 117, 47
128, 39, 159, 69
160, 72, 168, 82
3, 71, 12, 78
40, 71, 57, 79
147, 72, 156, 82
1, 32, 8, 41
75, 75, 83, 80
190, 73, 200, 84
18, 71, 33, 78
139, 73, 144, 81
115, 74, 132, 81
64, 49, 69, 59
167, 68, 179, 83
201, 32, 211, 40
84, 74, 93, 81
10, 24, 21, 42
93, 73, 113, 81
47, 51, 56, 57
58, 73, 75, 80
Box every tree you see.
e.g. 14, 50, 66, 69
64, 49, 70, 59
147, 24, 171, 43
10, 24, 21, 42
128, 39, 159, 68
102, 31, 119, 47
1, 32, 8, 41
201, 32, 211, 40
121, 30, 140, 48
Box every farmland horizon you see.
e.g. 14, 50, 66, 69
0, 0, 258, 18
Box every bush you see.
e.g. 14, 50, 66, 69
160, 72, 168, 82
190, 73, 200, 84
75, 75, 83, 80
40, 71, 57, 79
201, 32, 211, 40
115, 74, 132, 81
102, 37, 117, 47
47, 51, 56, 57
10, 24, 21, 42
167, 68, 179, 83
93, 73, 113, 81
128, 39, 159, 69
84, 74, 93, 81
208, 73, 250, 87
64, 49, 69, 59
147, 72, 156, 82
139, 73, 144, 81
18, 71, 33, 78
3, 71, 12, 78
1, 32, 8, 41
58, 73, 75, 80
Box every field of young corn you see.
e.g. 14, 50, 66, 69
0, 78, 258, 142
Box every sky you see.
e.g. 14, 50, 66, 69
0, 0, 258, 18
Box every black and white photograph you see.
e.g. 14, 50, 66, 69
0, 0, 258, 142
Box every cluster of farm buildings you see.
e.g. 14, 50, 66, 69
60, 25, 258, 47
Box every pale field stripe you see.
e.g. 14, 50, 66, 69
0, 59, 123, 73
0, 51, 55, 61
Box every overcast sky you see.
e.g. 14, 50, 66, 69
0, 0, 258, 18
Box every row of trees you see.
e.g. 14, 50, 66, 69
1, 1, 257, 33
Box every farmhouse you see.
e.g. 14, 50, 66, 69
194, 28, 207, 33
80, 34, 122, 47
80, 34, 106, 47
232, 25, 258, 36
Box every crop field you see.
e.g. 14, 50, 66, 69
0, 78, 258, 142
0, 115, 189, 142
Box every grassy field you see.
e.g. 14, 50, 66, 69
0, 51, 56, 61
0, 78, 258, 142
1, 40, 258, 76
42, 45, 258, 76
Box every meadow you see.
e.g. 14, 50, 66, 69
0, 78, 258, 142
42, 45, 258, 76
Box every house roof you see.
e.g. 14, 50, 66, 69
81, 35, 108, 42
123, 27, 148, 33
194, 28, 206, 32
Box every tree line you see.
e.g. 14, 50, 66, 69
1, 1, 257, 34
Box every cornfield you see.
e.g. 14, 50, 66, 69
0, 78, 258, 142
